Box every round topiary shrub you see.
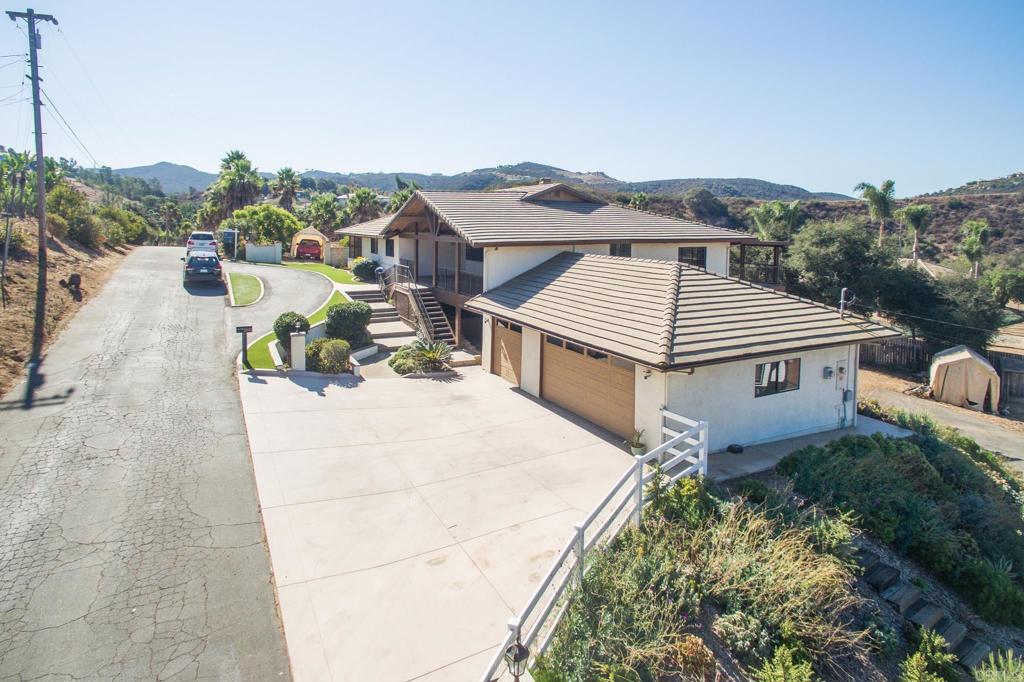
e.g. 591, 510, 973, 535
305, 337, 330, 372
351, 256, 379, 281
325, 300, 372, 342
273, 311, 310, 349
317, 339, 351, 374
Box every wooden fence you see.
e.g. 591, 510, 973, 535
860, 339, 1024, 400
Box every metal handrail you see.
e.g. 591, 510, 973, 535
478, 410, 708, 682
388, 263, 439, 342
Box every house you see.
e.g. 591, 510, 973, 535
464, 252, 899, 450
338, 182, 759, 349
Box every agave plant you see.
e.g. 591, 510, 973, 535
411, 339, 452, 371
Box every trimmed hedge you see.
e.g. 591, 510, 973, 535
273, 311, 310, 349
317, 339, 351, 373
325, 300, 372, 343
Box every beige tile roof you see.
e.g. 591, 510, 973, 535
465, 252, 900, 369
335, 215, 393, 238
409, 183, 752, 246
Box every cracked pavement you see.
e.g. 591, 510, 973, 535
0, 247, 292, 681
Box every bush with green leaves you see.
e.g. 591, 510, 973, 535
899, 630, 957, 682
304, 338, 329, 372
975, 650, 1023, 682
542, 478, 864, 681
779, 430, 1024, 626
387, 344, 420, 375
47, 213, 69, 239
273, 312, 310, 349
712, 611, 771, 664
409, 339, 452, 371
315, 339, 350, 374
325, 300, 372, 343
754, 646, 815, 682
5, 226, 31, 255
351, 256, 378, 281
68, 213, 104, 249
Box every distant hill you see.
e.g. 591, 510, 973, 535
923, 171, 1024, 197
111, 160, 850, 200
111, 162, 217, 194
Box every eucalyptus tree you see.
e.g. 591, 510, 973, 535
959, 218, 990, 278
273, 167, 300, 212
854, 179, 896, 245
895, 204, 931, 263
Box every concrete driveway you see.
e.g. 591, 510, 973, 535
238, 368, 633, 682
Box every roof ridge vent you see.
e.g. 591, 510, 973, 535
657, 262, 682, 367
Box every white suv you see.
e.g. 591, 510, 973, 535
186, 231, 217, 254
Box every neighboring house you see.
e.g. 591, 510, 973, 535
337, 182, 756, 348
465, 252, 899, 449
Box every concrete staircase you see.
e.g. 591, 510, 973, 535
858, 549, 994, 670
348, 288, 418, 351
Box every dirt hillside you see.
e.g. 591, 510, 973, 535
0, 217, 127, 396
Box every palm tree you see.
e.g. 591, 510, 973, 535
273, 167, 300, 212
346, 187, 381, 224
854, 179, 896, 245
960, 218, 989, 278
220, 149, 248, 172
387, 187, 414, 213
746, 200, 803, 241
895, 204, 931, 263
308, 193, 341, 233
215, 151, 260, 217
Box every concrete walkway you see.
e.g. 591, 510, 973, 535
709, 416, 912, 481
238, 368, 633, 682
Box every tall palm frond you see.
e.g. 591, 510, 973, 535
895, 204, 931, 262
855, 179, 896, 245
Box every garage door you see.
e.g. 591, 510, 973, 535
541, 335, 635, 438
492, 319, 522, 385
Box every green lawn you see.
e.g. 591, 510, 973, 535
229, 272, 262, 306
245, 290, 347, 369
284, 262, 357, 285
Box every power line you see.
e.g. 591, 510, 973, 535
39, 87, 99, 167
852, 301, 1024, 338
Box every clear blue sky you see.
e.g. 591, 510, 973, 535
2, 0, 1022, 196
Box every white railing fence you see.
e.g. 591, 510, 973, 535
479, 409, 708, 682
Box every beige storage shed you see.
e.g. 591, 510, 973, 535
289, 227, 329, 258
929, 345, 1000, 412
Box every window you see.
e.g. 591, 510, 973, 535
370, 238, 379, 255
586, 349, 608, 361
385, 238, 394, 257
565, 342, 585, 354
465, 246, 484, 262
678, 247, 707, 269
546, 335, 564, 348
754, 359, 801, 397
496, 320, 522, 333
610, 243, 632, 257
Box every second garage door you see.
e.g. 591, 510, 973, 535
541, 335, 635, 438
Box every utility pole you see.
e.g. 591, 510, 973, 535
6, 8, 58, 403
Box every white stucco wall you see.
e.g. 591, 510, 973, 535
483, 242, 731, 290
480, 315, 493, 373
520, 327, 542, 397
631, 242, 729, 276
665, 345, 857, 452
633, 367, 667, 452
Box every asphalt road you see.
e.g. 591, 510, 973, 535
0, 246, 292, 681
223, 261, 332, 359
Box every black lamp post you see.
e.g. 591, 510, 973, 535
503, 638, 529, 681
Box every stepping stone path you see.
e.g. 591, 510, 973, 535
857, 549, 994, 671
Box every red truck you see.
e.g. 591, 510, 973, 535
295, 239, 322, 261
